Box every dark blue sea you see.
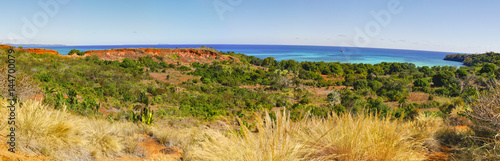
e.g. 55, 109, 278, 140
24, 44, 464, 67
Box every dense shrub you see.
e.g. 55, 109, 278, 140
432, 70, 455, 87
479, 63, 495, 74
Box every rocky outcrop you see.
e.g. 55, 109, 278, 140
16, 48, 59, 55
0, 45, 59, 55
83, 48, 239, 64
0, 45, 13, 50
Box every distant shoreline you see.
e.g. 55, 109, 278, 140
19, 44, 464, 67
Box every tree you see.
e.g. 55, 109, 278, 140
413, 78, 430, 92
480, 63, 495, 74
455, 68, 468, 79
353, 79, 369, 90
466, 80, 500, 134
418, 66, 434, 77
413, 78, 430, 87
121, 58, 137, 68
432, 70, 454, 87
68, 49, 84, 56
261, 57, 276, 67
327, 90, 341, 105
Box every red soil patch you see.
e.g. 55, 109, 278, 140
98, 134, 182, 161
0, 136, 50, 161
425, 146, 451, 161
407, 92, 430, 104
451, 125, 471, 133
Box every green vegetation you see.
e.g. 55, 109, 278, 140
3, 47, 500, 160
68, 49, 85, 56
444, 51, 500, 66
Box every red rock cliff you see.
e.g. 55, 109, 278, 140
0, 45, 59, 55
84, 48, 238, 64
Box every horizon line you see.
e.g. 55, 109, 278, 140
7, 43, 486, 54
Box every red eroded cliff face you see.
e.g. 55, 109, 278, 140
83, 48, 239, 64
17, 49, 59, 55
0, 45, 59, 55
0, 45, 13, 50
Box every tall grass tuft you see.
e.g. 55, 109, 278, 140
186, 110, 435, 161
1, 99, 93, 161
0, 99, 142, 160
301, 113, 428, 161
186, 111, 305, 161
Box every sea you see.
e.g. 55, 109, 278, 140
23, 44, 464, 67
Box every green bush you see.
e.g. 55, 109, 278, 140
413, 78, 430, 92
353, 79, 369, 90
479, 63, 495, 74
121, 58, 137, 68
455, 68, 468, 79
68, 49, 85, 56
432, 70, 455, 87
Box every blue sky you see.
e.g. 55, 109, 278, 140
0, 0, 499, 53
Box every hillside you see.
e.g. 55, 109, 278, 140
0, 45, 58, 55
81, 47, 239, 64
1, 46, 500, 160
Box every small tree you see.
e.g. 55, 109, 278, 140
68, 49, 84, 56
432, 70, 454, 87
327, 90, 341, 105
413, 78, 430, 92
456, 68, 468, 79
466, 80, 500, 135
480, 63, 495, 74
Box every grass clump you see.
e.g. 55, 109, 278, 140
0, 99, 144, 161
184, 110, 438, 161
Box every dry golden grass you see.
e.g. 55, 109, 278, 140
186, 112, 305, 161
183, 110, 441, 161
0, 99, 146, 161
301, 114, 430, 161
0, 98, 445, 161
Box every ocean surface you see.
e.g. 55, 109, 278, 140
24, 44, 464, 67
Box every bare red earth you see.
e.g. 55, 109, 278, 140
84, 48, 238, 64
0, 45, 59, 55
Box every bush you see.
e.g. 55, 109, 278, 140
68, 49, 85, 56
120, 58, 137, 68
432, 70, 455, 87
414, 78, 430, 87
479, 63, 495, 74
466, 81, 500, 135
456, 68, 468, 79
299, 97, 310, 105
327, 90, 340, 105
413, 78, 430, 92
201, 77, 211, 84
353, 79, 369, 90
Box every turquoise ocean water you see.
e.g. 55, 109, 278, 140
24, 44, 464, 67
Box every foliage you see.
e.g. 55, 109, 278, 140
479, 63, 496, 74
432, 70, 455, 87
413, 78, 430, 92
68, 49, 85, 56
445, 52, 500, 66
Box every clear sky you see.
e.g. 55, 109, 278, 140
0, 0, 499, 53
